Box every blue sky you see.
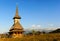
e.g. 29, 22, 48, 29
0, 0, 60, 33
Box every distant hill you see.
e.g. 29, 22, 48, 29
49, 28, 60, 33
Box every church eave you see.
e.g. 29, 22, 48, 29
13, 17, 21, 19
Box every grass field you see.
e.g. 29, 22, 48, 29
0, 33, 60, 41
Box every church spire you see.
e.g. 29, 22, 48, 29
13, 5, 21, 19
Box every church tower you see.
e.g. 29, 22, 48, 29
9, 5, 24, 38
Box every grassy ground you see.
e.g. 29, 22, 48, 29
0, 33, 60, 41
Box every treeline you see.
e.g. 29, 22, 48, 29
0, 28, 60, 38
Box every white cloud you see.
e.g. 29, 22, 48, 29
45, 28, 57, 30
32, 24, 36, 28
37, 25, 41, 27
31, 24, 41, 30
24, 24, 60, 32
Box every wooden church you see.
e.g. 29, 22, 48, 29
9, 5, 24, 38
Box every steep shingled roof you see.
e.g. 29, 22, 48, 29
10, 22, 23, 31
